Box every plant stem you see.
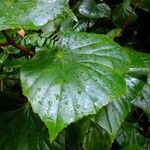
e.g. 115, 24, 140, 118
1, 30, 34, 57
120, 0, 144, 36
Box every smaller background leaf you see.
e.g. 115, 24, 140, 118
78, 0, 110, 19
112, 0, 137, 27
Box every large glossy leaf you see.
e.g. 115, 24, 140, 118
21, 31, 130, 141
92, 76, 145, 141
0, 0, 68, 30
78, 0, 110, 19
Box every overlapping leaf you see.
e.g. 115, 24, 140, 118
116, 122, 150, 149
0, 106, 52, 150
0, 0, 68, 30
64, 75, 147, 149
92, 76, 144, 141
21, 32, 130, 141
134, 82, 150, 115
126, 49, 150, 81
65, 118, 111, 150
0, 92, 51, 150
83, 122, 111, 150
0, 92, 66, 150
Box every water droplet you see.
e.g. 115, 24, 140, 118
78, 90, 81, 94
64, 101, 68, 105
48, 101, 52, 106
37, 96, 40, 99
39, 101, 43, 105
56, 95, 59, 100
70, 108, 73, 111
76, 104, 80, 108
45, 107, 48, 111
94, 102, 98, 107
70, 117, 73, 122
85, 85, 89, 92
38, 87, 41, 91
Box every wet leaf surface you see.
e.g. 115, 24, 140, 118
21, 32, 130, 141
0, 0, 68, 30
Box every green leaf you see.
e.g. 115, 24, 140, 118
125, 49, 145, 68
0, 33, 5, 43
0, 91, 66, 150
41, 9, 77, 36
126, 49, 150, 78
106, 28, 122, 39
92, 76, 144, 141
0, 52, 9, 64
21, 31, 130, 141
137, 0, 150, 13
112, 0, 137, 27
66, 118, 111, 150
125, 48, 150, 68
83, 121, 111, 150
132, 0, 150, 13
134, 83, 150, 115
65, 118, 90, 150
116, 122, 150, 149
0, 0, 69, 30
3, 57, 27, 68
0, 92, 51, 150
0, 92, 25, 112
21, 33, 46, 48
78, 0, 110, 19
